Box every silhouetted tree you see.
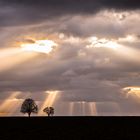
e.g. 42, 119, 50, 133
43, 107, 54, 116
20, 98, 38, 117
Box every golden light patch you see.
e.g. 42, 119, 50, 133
123, 86, 140, 98
21, 39, 58, 54
87, 36, 121, 50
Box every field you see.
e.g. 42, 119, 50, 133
0, 117, 140, 139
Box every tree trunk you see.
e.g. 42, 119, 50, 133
28, 112, 31, 117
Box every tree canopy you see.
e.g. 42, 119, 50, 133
43, 107, 54, 116
20, 98, 38, 117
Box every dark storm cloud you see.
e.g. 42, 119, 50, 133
0, 0, 140, 27
1, 0, 140, 10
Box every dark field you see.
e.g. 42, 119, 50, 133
0, 117, 140, 140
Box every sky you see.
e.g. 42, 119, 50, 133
0, 0, 140, 116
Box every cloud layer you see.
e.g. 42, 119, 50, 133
0, 1, 140, 115
0, 0, 140, 27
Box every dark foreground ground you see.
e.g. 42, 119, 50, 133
0, 116, 140, 140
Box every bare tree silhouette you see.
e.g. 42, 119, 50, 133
43, 107, 54, 116
20, 98, 38, 117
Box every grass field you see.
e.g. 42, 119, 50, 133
0, 117, 139, 139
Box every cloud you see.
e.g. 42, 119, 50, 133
0, 0, 140, 27
0, 1, 140, 115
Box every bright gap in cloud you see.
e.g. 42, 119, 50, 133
86, 36, 121, 50
21, 40, 58, 54
123, 86, 140, 98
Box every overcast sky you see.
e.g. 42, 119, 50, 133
0, 0, 140, 116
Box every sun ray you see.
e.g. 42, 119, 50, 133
114, 46, 140, 63
81, 101, 86, 116
0, 48, 22, 59
87, 36, 140, 63
0, 92, 31, 116
0, 50, 38, 72
10, 92, 31, 116
0, 92, 21, 116
39, 91, 60, 115
89, 102, 97, 116
69, 102, 74, 116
